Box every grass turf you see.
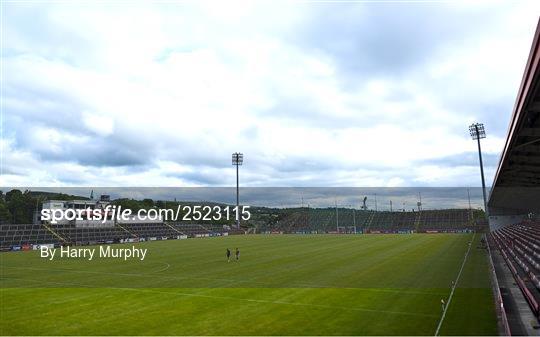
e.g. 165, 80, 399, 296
0, 234, 497, 335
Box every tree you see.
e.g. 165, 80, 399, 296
5, 189, 35, 224
0, 200, 12, 224
141, 198, 155, 209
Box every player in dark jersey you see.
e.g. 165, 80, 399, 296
226, 248, 231, 262
235, 248, 240, 261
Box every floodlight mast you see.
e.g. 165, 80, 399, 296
469, 123, 488, 215
232, 152, 243, 228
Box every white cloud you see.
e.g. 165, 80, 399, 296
2, 2, 538, 187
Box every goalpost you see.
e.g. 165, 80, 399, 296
336, 226, 357, 234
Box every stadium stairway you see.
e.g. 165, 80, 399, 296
363, 211, 375, 232
164, 222, 183, 235
414, 212, 421, 232
115, 223, 138, 238
42, 223, 68, 245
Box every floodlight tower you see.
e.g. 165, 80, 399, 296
469, 123, 488, 214
232, 152, 243, 228
352, 206, 356, 234
335, 200, 339, 233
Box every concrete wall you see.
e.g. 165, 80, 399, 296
488, 214, 526, 231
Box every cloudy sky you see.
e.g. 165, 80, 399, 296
2, 1, 540, 188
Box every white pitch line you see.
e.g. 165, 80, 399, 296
0, 276, 437, 318
152, 262, 171, 273
434, 233, 475, 336
1, 265, 447, 295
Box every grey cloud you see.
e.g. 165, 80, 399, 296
7, 114, 156, 168
5, 84, 88, 137
294, 3, 503, 85
417, 76, 516, 137
4, 4, 96, 67
2, 2, 532, 187
5, 69, 160, 168
167, 170, 227, 186
420, 152, 500, 168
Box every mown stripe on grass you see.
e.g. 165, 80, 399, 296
1, 277, 438, 318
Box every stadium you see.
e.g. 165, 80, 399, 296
2, 3, 540, 337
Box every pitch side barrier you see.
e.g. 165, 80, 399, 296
486, 233, 512, 335
262, 229, 475, 234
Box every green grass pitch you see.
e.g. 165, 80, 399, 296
0, 234, 497, 335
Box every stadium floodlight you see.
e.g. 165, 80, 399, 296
232, 152, 243, 228
469, 123, 488, 215
469, 123, 486, 140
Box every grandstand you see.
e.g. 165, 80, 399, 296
0, 222, 236, 251
0, 224, 59, 249
1, 206, 485, 250
481, 19, 540, 336
263, 208, 485, 234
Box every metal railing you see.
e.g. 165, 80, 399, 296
486, 233, 513, 336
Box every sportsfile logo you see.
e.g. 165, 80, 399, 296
40, 205, 251, 224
